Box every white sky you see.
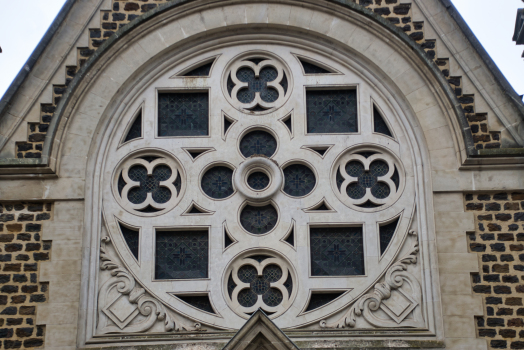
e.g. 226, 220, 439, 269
0, 0, 523, 100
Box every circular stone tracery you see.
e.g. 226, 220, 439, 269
247, 172, 270, 190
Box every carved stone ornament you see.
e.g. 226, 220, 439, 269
97, 237, 201, 334
320, 230, 424, 329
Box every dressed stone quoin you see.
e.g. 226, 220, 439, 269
0, 0, 523, 349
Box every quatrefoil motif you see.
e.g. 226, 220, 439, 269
228, 58, 288, 111
229, 256, 292, 314
336, 153, 398, 207
119, 157, 181, 212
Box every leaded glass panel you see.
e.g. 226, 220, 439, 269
155, 230, 208, 280
124, 111, 142, 142
201, 166, 234, 199
310, 227, 364, 276
306, 89, 358, 134
345, 160, 390, 200
247, 172, 270, 190
239, 130, 277, 158
183, 61, 213, 77
283, 164, 316, 197
305, 292, 344, 312
236, 67, 279, 104
127, 165, 172, 204
240, 205, 278, 234
158, 92, 209, 137
373, 106, 393, 137
119, 223, 139, 260
300, 59, 331, 74
380, 218, 400, 255
237, 264, 284, 308
177, 295, 215, 313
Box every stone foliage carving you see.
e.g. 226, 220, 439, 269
97, 237, 201, 334
321, 230, 424, 329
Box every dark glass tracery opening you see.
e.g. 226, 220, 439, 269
247, 172, 270, 190
306, 89, 358, 134
240, 130, 277, 158
119, 223, 139, 260
283, 164, 316, 197
155, 230, 209, 280
310, 227, 364, 276
124, 111, 142, 142
345, 160, 390, 200
240, 204, 278, 234
201, 166, 234, 199
127, 165, 172, 204
176, 295, 215, 314
380, 217, 400, 255
305, 292, 345, 312
237, 264, 284, 307
373, 106, 393, 137
182, 61, 214, 77
158, 92, 209, 137
236, 66, 280, 104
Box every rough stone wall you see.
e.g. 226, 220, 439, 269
0, 203, 52, 349
466, 192, 524, 349
13, 0, 502, 159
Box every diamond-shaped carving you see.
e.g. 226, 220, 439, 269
380, 289, 417, 324
103, 295, 139, 329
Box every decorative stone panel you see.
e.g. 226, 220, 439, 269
0, 203, 52, 349
466, 192, 524, 349
12, 0, 506, 160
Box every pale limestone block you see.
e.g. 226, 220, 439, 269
425, 125, 454, 151
326, 17, 358, 45
54, 200, 84, 221
76, 92, 110, 121
245, 3, 268, 24
40, 260, 82, 281
436, 231, 468, 254
288, 6, 314, 30
439, 273, 474, 295
137, 31, 168, 57
42, 178, 85, 200
41, 223, 83, 241
429, 148, 458, 171
445, 338, 488, 350
44, 324, 78, 348
444, 315, 477, 338
392, 66, 427, 97
66, 113, 98, 139
365, 39, 397, 72
49, 280, 81, 303
442, 294, 484, 316
470, 169, 524, 191
201, 8, 227, 30
6, 92, 32, 119
444, 29, 469, 56
179, 12, 207, 37
62, 134, 92, 159
0, 112, 20, 138
418, 0, 444, 17
24, 102, 44, 125
267, 3, 291, 25
50, 240, 83, 261
438, 253, 479, 274
435, 212, 474, 232
0, 180, 46, 201
433, 193, 465, 213
416, 105, 448, 132
17, 74, 47, 103
36, 302, 79, 325
59, 155, 88, 178
223, 4, 247, 26
432, 170, 465, 192
345, 26, 377, 56
430, 9, 458, 36
118, 43, 153, 76
406, 86, 438, 113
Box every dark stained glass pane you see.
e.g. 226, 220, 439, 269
224, 118, 233, 134
240, 130, 277, 158
305, 292, 344, 312
240, 205, 278, 234
225, 230, 234, 248
237, 264, 284, 308
118, 172, 126, 196
310, 227, 364, 276
392, 166, 400, 191
380, 217, 400, 255
284, 117, 292, 133
124, 111, 142, 142
247, 172, 270, 190
127, 165, 172, 204
183, 61, 213, 77
345, 160, 390, 200
283, 164, 316, 197
201, 166, 234, 199
373, 106, 393, 137
119, 223, 139, 260
158, 92, 209, 137
285, 228, 294, 247
300, 59, 332, 74
177, 295, 215, 313
236, 66, 279, 104
228, 273, 236, 299
155, 230, 208, 280
306, 90, 358, 134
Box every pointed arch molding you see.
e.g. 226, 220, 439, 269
0, 0, 520, 175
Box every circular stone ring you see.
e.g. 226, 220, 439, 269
234, 157, 283, 201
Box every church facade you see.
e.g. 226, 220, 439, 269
0, 0, 524, 349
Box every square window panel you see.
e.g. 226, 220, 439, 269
306, 89, 358, 134
310, 226, 364, 276
158, 92, 209, 137
155, 230, 209, 280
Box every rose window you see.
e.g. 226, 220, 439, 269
100, 46, 418, 332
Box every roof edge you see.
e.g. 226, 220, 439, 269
439, 0, 524, 108
0, 0, 77, 118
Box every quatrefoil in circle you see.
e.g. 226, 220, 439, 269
225, 54, 290, 112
